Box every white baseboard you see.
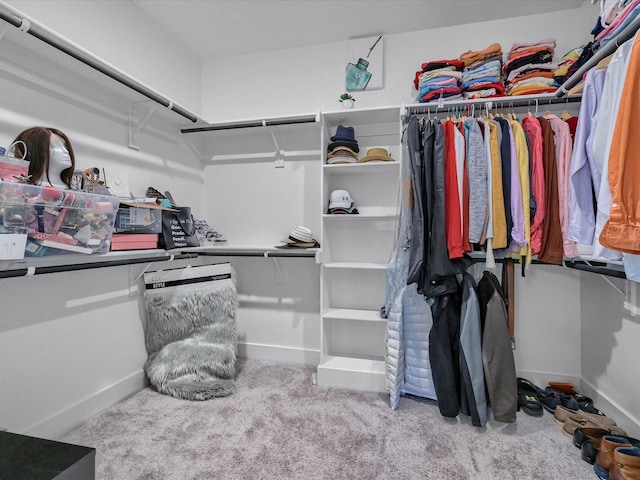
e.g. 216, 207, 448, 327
579, 378, 640, 439
238, 342, 319, 366
23, 370, 147, 441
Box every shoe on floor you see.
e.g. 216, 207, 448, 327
563, 415, 625, 438
516, 377, 544, 417
609, 446, 640, 480
582, 437, 602, 465
595, 436, 634, 479
574, 427, 618, 449
555, 405, 617, 426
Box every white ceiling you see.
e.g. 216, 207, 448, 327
132, 0, 587, 61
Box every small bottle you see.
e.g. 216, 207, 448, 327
346, 58, 372, 92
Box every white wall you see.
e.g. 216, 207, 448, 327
0, 0, 204, 439
201, 5, 598, 122
580, 274, 640, 437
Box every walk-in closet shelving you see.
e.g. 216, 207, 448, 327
317, 106, 401, 391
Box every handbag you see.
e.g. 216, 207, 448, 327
158, 206, 200, 249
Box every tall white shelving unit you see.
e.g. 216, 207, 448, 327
317, 106, 402, 391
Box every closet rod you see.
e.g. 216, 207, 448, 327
405, 93, 580, 115
0, 5, 202, 124
0, 253, 197, 278
181, 114, 318, 133
564, 260, 627, 279
195, 250, 317, 258
557, 15, 640, 97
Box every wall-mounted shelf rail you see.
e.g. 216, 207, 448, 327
0, 252, 197, 278
0, 3, 202, 123
181, 113, 319, 133
564, 259, 627, 279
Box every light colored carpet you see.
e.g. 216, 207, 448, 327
61, 359, 596, 479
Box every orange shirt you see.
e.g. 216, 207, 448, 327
600, 33, 640, 254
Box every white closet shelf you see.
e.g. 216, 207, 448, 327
323, 162, 400, 174
182, 245, 319, 258
317, 356, 386, 392
322, 213, 398, 221
322, 105, 401, 127
323, 261, 387, 270
323, 308, 386, 323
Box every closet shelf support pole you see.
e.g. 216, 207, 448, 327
268, 254, 286, 285
263, 120, 285, 168
128, 101, 159, 151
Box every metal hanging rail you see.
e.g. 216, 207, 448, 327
0, 253, 198, 278
556, 14, 640, 97
194, 249, 318, 258
181, 113, 319, 133
0, 3, 202, 124
405, 92, 581, 116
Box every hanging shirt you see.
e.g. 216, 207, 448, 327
544, 114, 579, 259
509, 120, 532, 267
537, 117, 564, 265
592, 32, 639, 261
464, 118, 488, 244
521, 115, 545, 256
494, 117, 513, 254
443, 120, 463, 259
478, 118, 496, 270
488, 120, 507, 250
507, 120, 526, 250
568, 67, 607, 245
600, 30, 640, 255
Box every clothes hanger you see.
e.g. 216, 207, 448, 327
559, 98, 572, 120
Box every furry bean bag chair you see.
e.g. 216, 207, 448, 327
142, 264, 238, 400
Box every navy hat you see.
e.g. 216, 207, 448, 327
331, 125, 355, 142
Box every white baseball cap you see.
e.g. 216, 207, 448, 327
328, 190, 358, 214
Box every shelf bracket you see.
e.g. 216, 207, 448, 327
0, 22, 10, 41
263, 121, 285, 168
267, 253, 286, 284
128, 101, 159, 151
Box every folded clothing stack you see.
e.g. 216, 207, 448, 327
327, 125, 359, 164
413, 59, 463, 103
553, 45, 585, 85
504, 38, 558, 96
459, 54, 505, 100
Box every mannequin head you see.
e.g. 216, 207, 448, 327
12, 127, 76, 189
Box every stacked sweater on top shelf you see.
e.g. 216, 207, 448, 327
504, 39, 558, 96
414, 59, 463, 103
458, 43, 506, 99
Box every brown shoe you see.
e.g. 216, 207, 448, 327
610, 447, 640, 480
595, 436, 633, 479
555, 405, 616, 426
574, 427, 628, 449
563, 416, 626, 437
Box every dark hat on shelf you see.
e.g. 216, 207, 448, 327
330, 125, 356, 142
